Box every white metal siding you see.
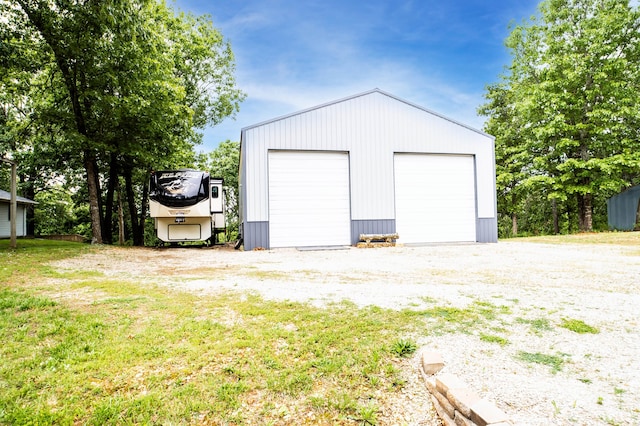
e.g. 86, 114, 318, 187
0, 204, 8, 237
268, 151, 351, 247
0, 203, 27, 238
240, 89, 497, 247
395, 154, 476, 243
242, 90, 495, 224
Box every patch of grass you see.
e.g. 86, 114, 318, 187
243, 269, 293, 281
479, 333, 509, 346
516, 351, 569, 373
419, 296, 438, 304
0, 239, 89, 283
560, 318, 599, 334
516, 317, 554, 334
42, 268, 105, 279
0, 241, 427, 424
602, 417, 623, 426
0, 287, 58, 311
310, 391, 382, 424
410, 300, 512, 334
474, 300, 512, 319
356, 403, 379, 425
389, 339, 417, 357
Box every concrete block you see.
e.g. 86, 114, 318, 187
469, 399, 510, 426
433, 385, 456, 418
431, 395, 457, 426
421, 351, 445, 375
448, 387, 482, 418
454, 411, 478, 426
436, 373, 469, 396
424, 377, 437, 395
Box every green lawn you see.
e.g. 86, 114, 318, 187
1, 232, 635, 424
0, 239, 425, 425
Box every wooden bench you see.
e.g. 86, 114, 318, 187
357, 233, 399, 248
359, 233, 399, 243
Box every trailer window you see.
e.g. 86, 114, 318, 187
149, 170, 210, 207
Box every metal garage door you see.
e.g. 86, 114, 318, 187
268, 151, 351, 248
394, 154, 476, 244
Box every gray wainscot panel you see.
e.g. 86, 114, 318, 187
476, 218, 498, 243
351, 219, 396, 245
243, 221, 269, 250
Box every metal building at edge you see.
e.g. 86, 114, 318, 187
239, 89, 497, 250
607, 185, 640, 231
0, 189, 36, 238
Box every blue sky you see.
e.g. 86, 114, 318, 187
171, 0, 541, 151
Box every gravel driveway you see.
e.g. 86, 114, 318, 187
55, 239, 640, 425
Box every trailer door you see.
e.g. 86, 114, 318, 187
268, 151, 351, 248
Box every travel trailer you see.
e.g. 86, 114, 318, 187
149, 170, 226, 245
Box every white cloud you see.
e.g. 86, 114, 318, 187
221, 12, 271, 31
195, 0, 531, 148
207, 56, 487, 147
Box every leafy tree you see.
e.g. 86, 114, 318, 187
33, 186, 78, 236
479, 83, 533, 236
197, 140, 241, 240
3, 0, 244, 244
481, 0, 640, 234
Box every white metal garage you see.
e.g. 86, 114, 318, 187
394, 154, 476, 244
268, 151, 351, 248
239, 89, 497, 250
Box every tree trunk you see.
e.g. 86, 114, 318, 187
552, 198, 559, 235
139, 169, 150, 246
123, 164, 142, 246
577, 130, 593, 232
16, 1, 104, 244
84, 150, 103, 244
583, 193, 593, 232
103, 153, 119, 244
577, 193, 593, 232
511, 192, 517, 236
117, 183, 125, 245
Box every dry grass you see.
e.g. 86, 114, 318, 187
513, 230, 640, 246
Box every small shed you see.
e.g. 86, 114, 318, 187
239, 89, 497, 250
607, 185, 640, 231
0, 189, 37, 238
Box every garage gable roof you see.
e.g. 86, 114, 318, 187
0, 189, 37, 205
241, 88, 493, 139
